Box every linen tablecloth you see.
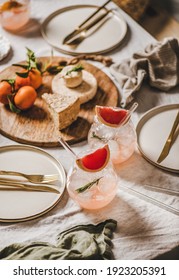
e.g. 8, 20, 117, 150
0, 0, 178, 260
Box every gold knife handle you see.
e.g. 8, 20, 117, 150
78, 0, 111, 28
0, 179, 60, 194
157, 110, 179, 163
0, 170, 23, 177
166, 111, 179, 143
83, 9, 110, 32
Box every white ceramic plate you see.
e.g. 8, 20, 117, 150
136, 104, 179, 173
41, 5, 127, 55
0, 145, 66, 222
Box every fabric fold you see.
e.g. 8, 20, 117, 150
110, 37, 179, 106
0, 219, 117, 260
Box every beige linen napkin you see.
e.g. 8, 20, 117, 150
110, 37, 179, 107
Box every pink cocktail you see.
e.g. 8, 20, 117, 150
67, 145, 118, 210
0, 0, 30, 31
88, 104, 137, 165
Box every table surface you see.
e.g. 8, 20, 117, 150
0, 0, 179, 260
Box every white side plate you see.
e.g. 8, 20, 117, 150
41, 5, 127, 55
0, 145, 66, 222
136, 104, 179, 173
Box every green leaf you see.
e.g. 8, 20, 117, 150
36, 62, 43, 72
12, 63, 29, 70
1, 79, 15, 92
26, 47, 38, 69
26, 47, 36, 62
59, 60, 67, 66
46, 65, 64, 75
2, 78, 15, 86
75, 177, 103, 193
16, 71, 29, 78
7, 96, 21, 114
66, 64, 84, 76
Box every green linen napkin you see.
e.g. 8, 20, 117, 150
0, 219, 117, 260
110, 37, 179, 107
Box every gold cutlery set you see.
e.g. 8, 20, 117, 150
0, 170, 60, 194
63, 0, 112, 46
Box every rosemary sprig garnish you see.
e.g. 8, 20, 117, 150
91, 132, 106, 142
75, 177, 103, 193
66, 64, 84, 76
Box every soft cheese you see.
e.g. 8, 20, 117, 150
60, 65, 83, 88
52, 70, 97, 104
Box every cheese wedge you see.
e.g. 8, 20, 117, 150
52, 70, 97, 104
42, 93, 80, 130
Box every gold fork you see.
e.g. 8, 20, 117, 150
0, 170, 59, 184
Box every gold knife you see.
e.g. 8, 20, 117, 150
157, 110, 179, 164
0, 179, 60, 194
62, 0, 111, 44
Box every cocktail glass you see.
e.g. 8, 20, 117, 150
88, 104, 137, 164
67, 150, 118, 210
0, 0, 30, 31
58, 137, 118, 210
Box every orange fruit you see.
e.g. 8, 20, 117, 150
0, 81, 12, 105
28, 68, 42, 89
76, 145, 110, 172
15, 73, 31, 90
15, 68, 42, 90
95, 105, 128, 127
14, 86, 37, 110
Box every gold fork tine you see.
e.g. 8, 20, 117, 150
0, 170, 59, 184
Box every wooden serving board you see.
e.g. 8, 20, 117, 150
0, 57, 119, 147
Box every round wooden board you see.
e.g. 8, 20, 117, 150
0, 57, 119, 147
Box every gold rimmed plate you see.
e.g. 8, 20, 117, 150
41, 5, 127, 55
136, 104, 179, 173
0, 145, 66, 222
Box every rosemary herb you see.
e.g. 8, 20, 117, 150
75, 177, 103, 193
91, 132, 106, 142
66, 65, 84, 76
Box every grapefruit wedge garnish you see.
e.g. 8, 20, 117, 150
76, 145, 110, 172
95, 105, 128, 127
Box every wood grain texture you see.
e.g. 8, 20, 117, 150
0, 57, 119, 147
